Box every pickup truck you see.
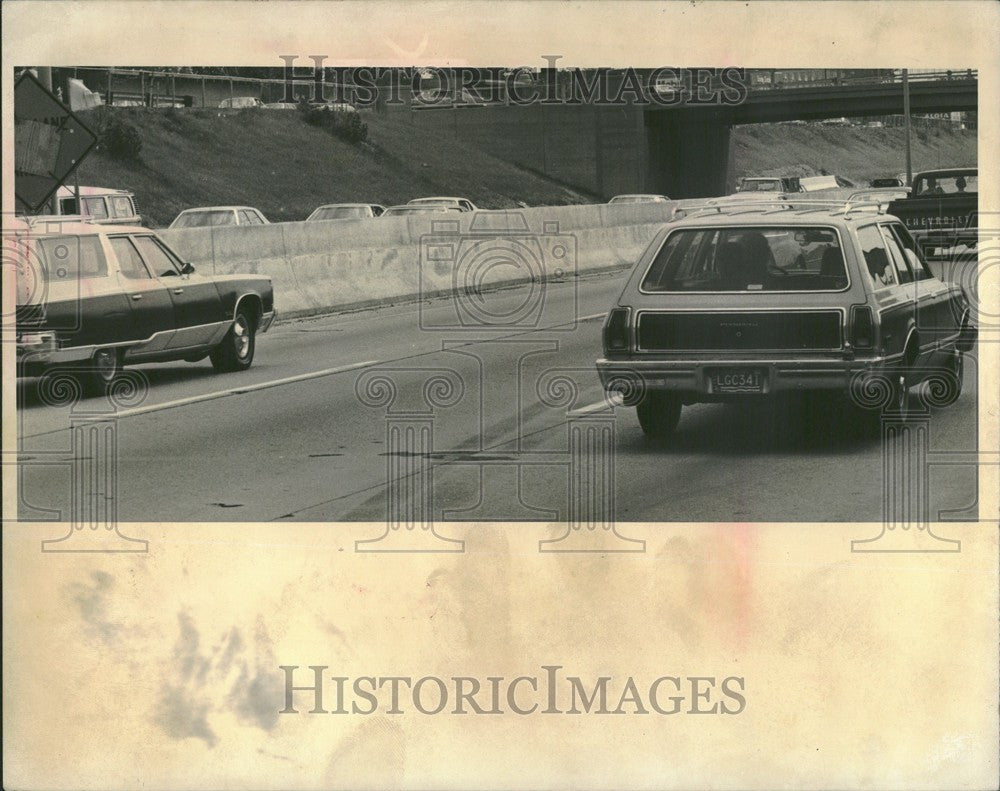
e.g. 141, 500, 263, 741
886, 168, 977, 260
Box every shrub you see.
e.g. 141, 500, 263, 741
99, 113, 143, 160
299, 103, 368, 144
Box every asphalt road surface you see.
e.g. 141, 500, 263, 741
16, 269, 979, 523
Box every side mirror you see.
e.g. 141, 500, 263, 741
181, 262, 195, 274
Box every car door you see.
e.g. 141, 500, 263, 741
878, 223, 943, 362
885, 222, 961, 350
130, 234, 228, 350
107, 235, 177, 355
856, 224, 910, 362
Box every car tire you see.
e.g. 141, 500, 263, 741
636, 392, 682, 440
210, 308, 256, 373
922, 351, 964, 408
85, 348, 121, 394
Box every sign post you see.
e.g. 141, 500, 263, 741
14, 70, 98, 214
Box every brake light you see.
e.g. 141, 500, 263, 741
603, 307, 630, 354
850, 305, 875, 349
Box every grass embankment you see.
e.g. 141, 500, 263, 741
74, 107, 597, 227
729, 122, 977, 187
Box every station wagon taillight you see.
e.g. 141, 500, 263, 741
603, 308, 630, 354
850, 305, 875, 349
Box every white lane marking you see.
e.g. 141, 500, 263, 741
108, 360, 380, 420
576, 311, 608, 322
567, 392, 623, 417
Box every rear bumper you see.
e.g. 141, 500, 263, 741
16, 333, 93, 377
596, 355, 900, 400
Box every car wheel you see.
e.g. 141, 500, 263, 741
636, 392, 682, 440
922, 351, 964, 408
210, 308, 256, 373
85, 348, 121, 394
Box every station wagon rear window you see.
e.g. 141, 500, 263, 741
34, 235, 108, 280
641, 226, 847, 292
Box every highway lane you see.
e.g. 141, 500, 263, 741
16, 271, 979, 523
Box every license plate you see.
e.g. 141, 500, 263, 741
711, 368, 765, 393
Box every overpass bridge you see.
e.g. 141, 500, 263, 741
406, 69, 977, 199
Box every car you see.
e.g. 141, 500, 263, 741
381, 204, 464, 217
12, 218, 275, 389
406, 197, 478, 212
43, 185, 142, 226
168, 206, 269, 229
870, 177, 905, 188
596, 200, 976, 439
609, 194, 672, 204
886, 168, 977, 260
799, 175, 856, 192
735, 177, 802, 194
306, 203, 385, 221
218, 97, 264, 109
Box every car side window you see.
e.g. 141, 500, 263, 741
110, 196, 134, 218
238, 210, 255, 225
886, 224, 932, 281
109, 237, 153, 279
82, 197, 109, 219
131, 235, 180, 277
59, 197, 78, 215
251, 210, 267, 224
856, 225, 897, 289
878, 225, 914, 285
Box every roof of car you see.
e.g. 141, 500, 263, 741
14, 218, 150, 236
55, 185, 134, 197
176, 206, 259, 213
914, 167, 977, 176
408, 197, 468, 203
312, 203, 377, 209
672, 201, 888, 228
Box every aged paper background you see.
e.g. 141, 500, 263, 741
3, 1, 998, 788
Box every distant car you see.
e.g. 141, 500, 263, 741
596, 201, 976, 439
168, 207, 269, 229
886, 168, 978, 260
609, 194, 672, 204
799, 175, 855, 192
382, 205, 464, 217
870, 177, 904, 188
306, 203, 385, 221
407, 197, 478, 212
12, 218, 275, 388
47, 186, 142, 226
218, 97, 263, 109
735, 177, 802, 194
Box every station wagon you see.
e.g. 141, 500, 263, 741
596, 200, 976, 439
13, 218, 275, 390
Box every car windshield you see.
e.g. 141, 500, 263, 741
738, 180, 781, 193
172, 210, 237, 227
912, 174, 977, 195
641, 226, 847, 292
311, 206, 369, 220
384, 206, 452, 216
611, 196, 663, 203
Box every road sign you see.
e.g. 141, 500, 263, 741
14, 70, 98, 213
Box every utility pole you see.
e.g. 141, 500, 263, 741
902, 69, 912, 185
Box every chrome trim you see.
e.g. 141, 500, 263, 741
636, 223, 853, 296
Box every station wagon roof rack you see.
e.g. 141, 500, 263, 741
676, 198, 889, 221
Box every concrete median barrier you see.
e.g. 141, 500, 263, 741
159, 203, 677, 319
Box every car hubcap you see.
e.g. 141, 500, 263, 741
95, 350, 117, 381
234, 318, 250, 359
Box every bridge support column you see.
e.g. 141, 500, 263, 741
646, 109, 732, 198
